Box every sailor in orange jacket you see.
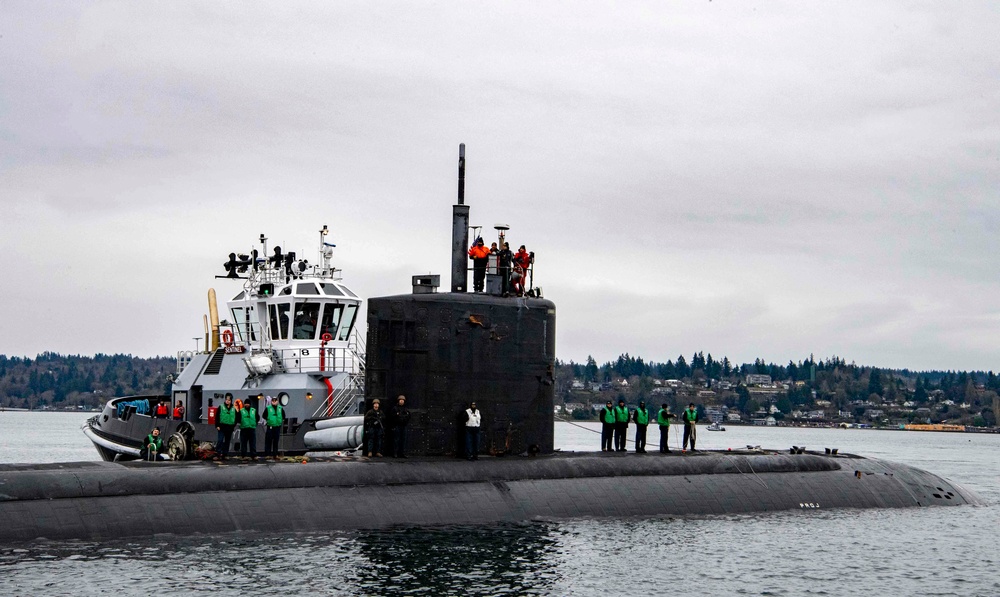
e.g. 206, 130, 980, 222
468, 237, 491, 292
512, 245, 531, 296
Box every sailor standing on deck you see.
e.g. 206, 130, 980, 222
365, 399, 386, 457
465, 402, 481, 460
390, 395, 411, 458
613, 399, 629, 452
263, 396, 285, 459
632, 400, 650, 453
657, 404, 675, 453
215, 394, 237, 460
239, 397, 258, 458
600, 401, 615, 451
682, 402, 698, 451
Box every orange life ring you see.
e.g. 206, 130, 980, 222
221, 329, 234, 347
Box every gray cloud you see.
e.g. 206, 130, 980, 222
2, 1, 999, 371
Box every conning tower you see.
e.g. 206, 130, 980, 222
365, 145, 557, 457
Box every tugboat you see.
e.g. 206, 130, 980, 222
83, 226, 368, 461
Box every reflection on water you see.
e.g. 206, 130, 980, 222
0, 524, 565, 597
1, 418, 999, 596
352, 524, 560, 596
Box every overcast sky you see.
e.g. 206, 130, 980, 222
2, 2, 999, 372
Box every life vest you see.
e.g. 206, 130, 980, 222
240, 407, 258, 429
465, 409, 481, 427
657, 409, 672, 426
218, 404, 237, 426
635, 408, 649, 425
145, 434, 162, 451
683, 408, 698, 423
155, 403, 168, 416
601, 407, 616, 424
172, 407, 183, 419
265, 405, 284, 427
614, 405, 630, 423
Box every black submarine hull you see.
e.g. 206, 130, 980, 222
0, 451, 981, 544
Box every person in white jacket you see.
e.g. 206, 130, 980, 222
465, 402, 481, 461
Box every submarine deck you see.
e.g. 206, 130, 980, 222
0, 450, 982, 544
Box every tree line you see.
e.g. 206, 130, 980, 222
557, 352, 1000, 426
0, 353, 174, 409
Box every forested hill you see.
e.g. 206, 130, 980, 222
0, 353, 174, 410
1, 351, 998, 428
556, 353, 1000, 427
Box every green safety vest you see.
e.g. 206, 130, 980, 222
657, 409, 672, 426
614, 405, 630, 423
240, 407, 257, 429
218, 405, 237, 426
635, 408, 649, 425
601, 407, 616, 424
145, 434, 162, 451
683, 408, 697, 423
265, 405, 284, 427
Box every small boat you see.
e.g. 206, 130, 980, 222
706, 421, 726, 431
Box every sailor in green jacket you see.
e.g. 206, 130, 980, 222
657, 404, 675, 453
682, 402, 699, 451
239, 397, 258, 458
600, 400, 615, 451
632, 400, 650, 453
215, 394, 237, 460
613, 399, 630, 452
140, 427, 162, 461
263, 395, 285, 459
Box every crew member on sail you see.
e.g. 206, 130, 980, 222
468, 238, 490, 293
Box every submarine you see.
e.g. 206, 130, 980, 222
0, 145, 983, 545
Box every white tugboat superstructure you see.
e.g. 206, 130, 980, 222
83, 225, 366, 461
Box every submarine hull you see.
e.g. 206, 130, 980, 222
0, 451, 981, 544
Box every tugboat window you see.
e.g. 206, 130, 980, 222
279, 286, 292, 296
293, 303, 320, 339
297, 283, 320, 295
341, 286, 357, 298
233, 307, 259, 342
269, 303, 291, 340
320, 283, 344, 297
338, 304, 358, 341
320, 304, 343, 338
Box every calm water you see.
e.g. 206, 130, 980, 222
1, 412, 998, 596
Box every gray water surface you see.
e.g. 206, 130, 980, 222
1, 412, 997, 596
